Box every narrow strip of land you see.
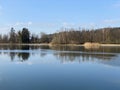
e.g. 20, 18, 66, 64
0, 43, 120, 47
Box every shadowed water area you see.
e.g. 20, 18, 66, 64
0, 45, 120, 90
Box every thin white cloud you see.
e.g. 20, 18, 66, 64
0, 21, 100, 35
0, 22, 58, 34
61, 22, 81, 28
61, 22, 99, 30
62, 22, 76, 27
28, 21, 32, 26
13, 22, 57, 28
103, 19, 120, 24
0, 22, 33, 34
14, 21, 33, 27
17, 22, 59, 28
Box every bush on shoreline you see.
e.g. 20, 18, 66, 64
84, 42, 101, 49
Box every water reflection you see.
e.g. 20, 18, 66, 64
0, 45, 120, 53
0, 45, 120, 90
0, 45, 119, 67
0, 51, 117, 62
50, 45, 120, 53
54, 52, 117, 63
9, 52, 16, 61
18, 53, 30, 61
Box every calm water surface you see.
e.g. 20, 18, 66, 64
0, 45, 120, 90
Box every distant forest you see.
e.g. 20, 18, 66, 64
0, 27, 120, 44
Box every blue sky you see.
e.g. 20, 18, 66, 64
0, 0, 120, 34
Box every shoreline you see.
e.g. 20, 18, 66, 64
0, 43, 49, 46
101, 44, 120, 47
0, 43, 120, 47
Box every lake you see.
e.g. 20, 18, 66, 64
0, 45, 120, 90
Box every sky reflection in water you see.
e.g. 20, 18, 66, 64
0, 45, 120, 90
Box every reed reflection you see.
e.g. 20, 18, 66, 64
50, 46, 120, 53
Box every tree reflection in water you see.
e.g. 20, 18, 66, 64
9, 52, 16, 61
54, 52, 116, 64
0, 45, 119, 64
18, 53, 30, 62
4, 45, 30, 62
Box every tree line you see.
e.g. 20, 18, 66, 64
0, 27, 120, 44
0, 27, 30, 43
51, 27, 120, 44
0, 27, 51, 44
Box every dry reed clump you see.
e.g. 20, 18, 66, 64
84, 42, 101, 49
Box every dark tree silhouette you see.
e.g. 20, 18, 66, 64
21, 28, 30, 43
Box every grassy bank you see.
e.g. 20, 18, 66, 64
101, 44, 120, 47
0, 43, 120, 47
